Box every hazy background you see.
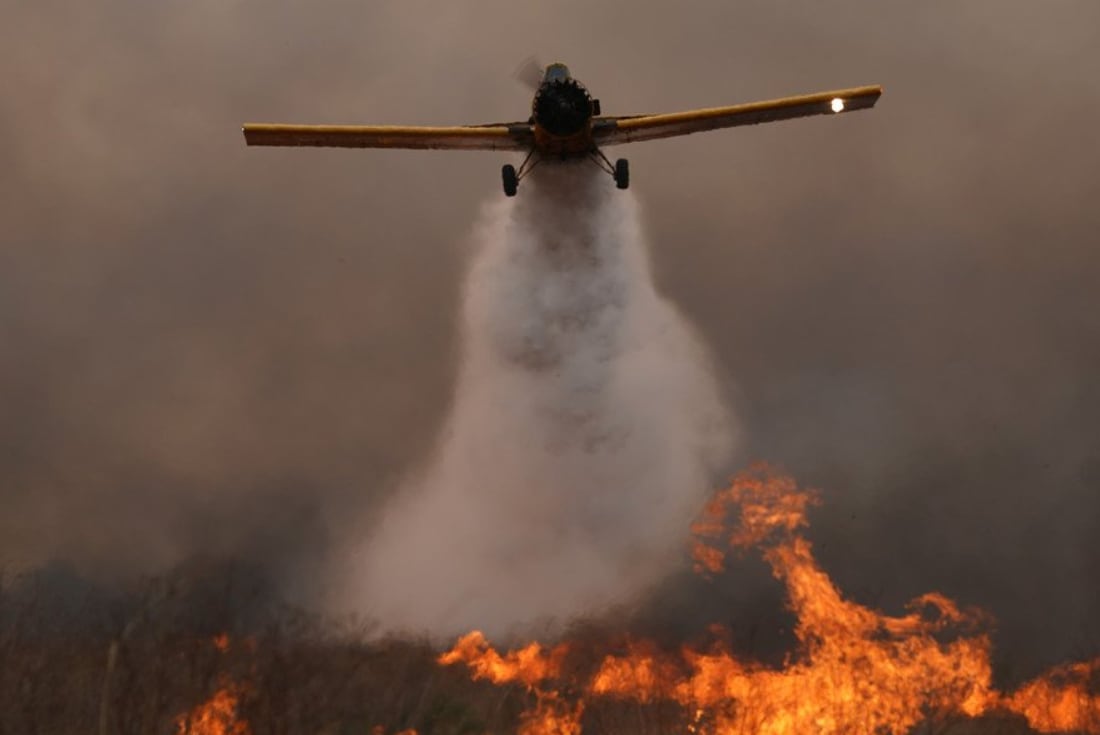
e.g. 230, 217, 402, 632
2, 0, 1098, 682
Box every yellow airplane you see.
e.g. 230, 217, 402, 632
243, 62, 882, 197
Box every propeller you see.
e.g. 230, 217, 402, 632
513, 56, 545, 91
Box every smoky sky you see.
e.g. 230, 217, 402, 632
2, 0, 1099, 679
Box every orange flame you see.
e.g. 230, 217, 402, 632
517, 692, 584, 735
441, 463, 1100, 735
438, 630, 579, 733
1007, 659, 1100, 733
175, 679, 250, 735
437, 629, 569, 687
212, 633, 231, 653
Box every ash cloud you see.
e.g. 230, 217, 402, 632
1, 0, 1099, 679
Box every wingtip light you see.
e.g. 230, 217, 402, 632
830, 97, 845, 113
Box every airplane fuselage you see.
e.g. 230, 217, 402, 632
530, 65, 600, 157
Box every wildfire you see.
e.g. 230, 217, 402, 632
175, 679, 250, 735
176, 635, 250, 735
438, 631, 581, 734
1008, 660, 1100, 734
438, 630, 569, 687
212, 633, 231, 653
440, 463, 1100, 735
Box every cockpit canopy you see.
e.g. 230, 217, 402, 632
544, 63, 571, 83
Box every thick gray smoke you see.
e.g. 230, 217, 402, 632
335, 163, 735, 638
4, 0, 1100, 681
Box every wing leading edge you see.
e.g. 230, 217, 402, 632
242, 123, 534, 151
593, 85, 883, 146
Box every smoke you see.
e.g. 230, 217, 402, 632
2, 0, 1099, 679
335, 163, 735, 638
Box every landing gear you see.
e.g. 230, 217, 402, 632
502, 150, 540, 196
502, 164, 518, 197
589, 148, 630, 190
614, 158, 629, 190
505, 150, 629, 194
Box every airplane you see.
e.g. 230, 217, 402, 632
242, 62, 882, 197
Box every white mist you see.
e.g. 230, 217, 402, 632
339, 163, 736, 639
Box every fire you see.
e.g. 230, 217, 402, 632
516, 693, 584, 735
437, 631, 581, 734
438, 630, 569, 687
440, 463, 1100, 735
175, 679, 250, 735
1007, 660, 1100, 733
176, 635, 250, 735
212, 633, 231, 653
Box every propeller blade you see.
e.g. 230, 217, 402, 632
513, 56, 545, 91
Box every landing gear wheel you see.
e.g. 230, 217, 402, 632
502, 164, 518, 197
614, 158, 629, 190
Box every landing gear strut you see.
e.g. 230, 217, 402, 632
502, 149, 630, 195
590, 148, 629, 190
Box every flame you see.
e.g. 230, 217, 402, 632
175, 679, 250, 735
212, 633, 231, 653
437, 630, 580, 734
438, 629, 569, 687
441, 463, 1100, 735
518, 693, 584, 735
1007, 659, 1100, 733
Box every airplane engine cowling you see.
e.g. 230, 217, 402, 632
534, 79, 593, 137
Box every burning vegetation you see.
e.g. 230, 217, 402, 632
175, 678, 250, 735
437, 464, 1100, 735
3, 465, 1097, 735
175, 634, 250, 735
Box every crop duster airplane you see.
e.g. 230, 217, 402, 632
243, 62, 882, 196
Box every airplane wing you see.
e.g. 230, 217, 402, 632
592, 85, 882, 146
242, 122, 534, 151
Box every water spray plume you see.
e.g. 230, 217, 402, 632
340, 163, 735, 638
441, 465, 1100, 735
